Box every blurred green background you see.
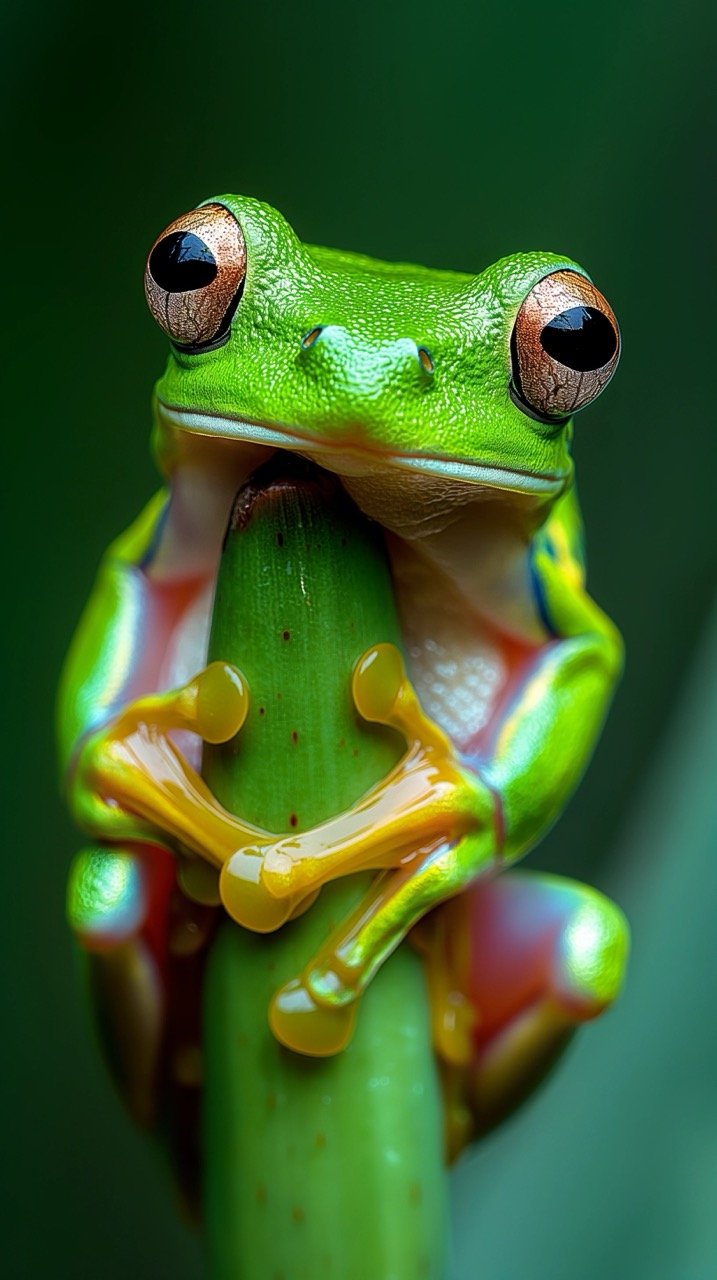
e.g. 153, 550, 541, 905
3, 0, 715, 1276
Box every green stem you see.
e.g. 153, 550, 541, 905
201, 460, 448, 1279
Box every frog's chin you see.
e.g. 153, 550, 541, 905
157, 401, 568, 500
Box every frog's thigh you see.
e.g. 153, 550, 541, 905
465, 870, 628, 1028
68, 844, 173, 1124
429, 871, 628, 1146
67, 845, 153, 948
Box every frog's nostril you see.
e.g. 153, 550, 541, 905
301, 325, 324, 349
417, 346, 435, 375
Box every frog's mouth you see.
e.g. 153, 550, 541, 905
157, 401, 568, 498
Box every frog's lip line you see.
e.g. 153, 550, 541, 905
157, 401, 567, 495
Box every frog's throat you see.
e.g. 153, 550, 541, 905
156, 400, 568, 497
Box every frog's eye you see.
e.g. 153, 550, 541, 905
510, 270, 620, 421
144, 204, 246, 351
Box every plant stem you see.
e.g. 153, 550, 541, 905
202, 459, 448, 1279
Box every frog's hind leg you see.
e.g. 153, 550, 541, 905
68, 842, 175, 1125
420, 870, 629, 1160
68, 842, 217, 1212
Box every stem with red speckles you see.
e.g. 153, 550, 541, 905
201, 458, 448, 1279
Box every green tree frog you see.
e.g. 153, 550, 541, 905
59, 196, 628, 1151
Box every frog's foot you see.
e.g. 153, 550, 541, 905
420, 871, 629, 1159
411, 904, 478, 1069
72, 663, 268, 884
221, 645, 495, 934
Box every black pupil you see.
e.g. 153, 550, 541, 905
540, 306, 617, 372
149, 231, 217, 293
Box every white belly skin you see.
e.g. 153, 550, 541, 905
148, 454, 541, 772
390, 538, 508, 751
154, 525, 518, 770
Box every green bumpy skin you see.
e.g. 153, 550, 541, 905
59, 193, 628, 1116
153, 197, 577, 484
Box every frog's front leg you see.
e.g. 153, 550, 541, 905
268, 831, 494, 1056
256, 539, 623, 1056
60, 444, 292, 918
481, 545, 624, 865
71, 661, 259, 882
216, 644, 495, 1056
218, 642, 498, 928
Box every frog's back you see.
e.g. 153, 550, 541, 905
305, 241, 474, 289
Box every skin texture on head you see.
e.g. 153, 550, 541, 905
147, 195, 617, 502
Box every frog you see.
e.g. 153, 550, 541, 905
59, 195, 628, 1152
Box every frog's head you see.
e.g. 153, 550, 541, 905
146, 195, 619, 529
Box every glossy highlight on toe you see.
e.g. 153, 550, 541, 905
269, 977, 358, 1056
193, 661, 249, 743
352, 643, 405, 722
219, 849, 296, 932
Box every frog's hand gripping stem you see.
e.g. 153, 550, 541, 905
64, 479, 623, 1075
229, 642, 497, 1055
59, 467, 263, 1144
60, 462, 280, 929
57, 431, 264, 779
213, 492, 624, 1055
69, 661, 260, 880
